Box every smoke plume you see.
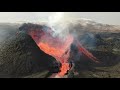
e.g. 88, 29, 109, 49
46, 12, 71, 39
44, 13, 98, 64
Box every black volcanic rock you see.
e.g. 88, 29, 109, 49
0, 32, 56, 78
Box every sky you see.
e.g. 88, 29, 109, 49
0, 12, 120, 25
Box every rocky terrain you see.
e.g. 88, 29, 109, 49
0, 23, 56, 78
0, 20, 120, 78
73, 32, 120, 78
68, 19, 120, 78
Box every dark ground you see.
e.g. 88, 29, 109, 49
73, 32, 120, 78
0, 23, 120, 78
0, 24, 56, 78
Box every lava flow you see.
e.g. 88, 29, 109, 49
28, 27, 73, 77
20, 24, 99, 78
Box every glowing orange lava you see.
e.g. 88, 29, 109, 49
29, 29, 73, 76
75, 40, 99, 63
58, 63, 70, 77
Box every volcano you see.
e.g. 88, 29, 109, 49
19, 23, 99, 78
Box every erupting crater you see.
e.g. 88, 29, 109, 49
19, 23, 99, 78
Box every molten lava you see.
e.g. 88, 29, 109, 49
58, 63, 70, 77
26, 25, 99, 77
29, 29, 73, 63
75, 40, 99, 63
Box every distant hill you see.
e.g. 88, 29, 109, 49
65, 18, 120, 34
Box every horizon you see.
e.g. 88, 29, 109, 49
0, 12, 120, 25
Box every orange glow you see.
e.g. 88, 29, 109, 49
38, 42, 65, 59
76, 40, 99, 63
29, 29, 73, 75
58, 63, 70, 77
